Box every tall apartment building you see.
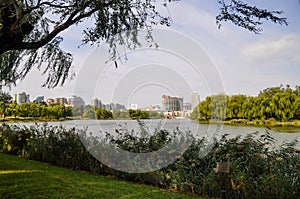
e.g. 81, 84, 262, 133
13, 92, 30, 104
68, 96, 85, 107
55, 97, 68, 105
183, 103, 192, 111
161, 95, 183, 112
34, 96, 44, 103
191, 93, 201, 111
90, 98, 102, 108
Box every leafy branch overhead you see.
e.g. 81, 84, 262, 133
0, 0, 288, 88
216, 0, 288, 33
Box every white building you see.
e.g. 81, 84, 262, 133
191, 93, 201, 111
129, 104, 138, 110
90, 98, 102, 108
13, 92, 30, 104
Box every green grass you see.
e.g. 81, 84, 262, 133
0, 153, 202, 199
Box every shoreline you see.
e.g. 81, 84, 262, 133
199, 119, 300, 129
0, 117, 77, 123
2, 117, 300, 133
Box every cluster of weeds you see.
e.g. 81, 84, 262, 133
1, 122, 299, 198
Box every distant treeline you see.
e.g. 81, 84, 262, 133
0, 102, 164, 120
190, 85, 300, 122
0, 102, 73, 119
83, 106, 164, 120
0, 91, 164, 120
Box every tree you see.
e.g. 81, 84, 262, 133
0, 0, 288, 88
0, 90, 12, 103
83, 106, 96, 119
216, 0, 288, 33
0, 101, 6, 117
96, 108, 112, 119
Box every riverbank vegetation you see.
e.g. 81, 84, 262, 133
83, 106, 164, 120
191, 85, 300, 126
1, 122, 299, 198
0, 102, 73, 120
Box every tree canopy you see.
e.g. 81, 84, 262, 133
190, 85, 300, 122
0, 0, 288, 88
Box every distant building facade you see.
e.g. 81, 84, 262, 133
13, 92, 30, 104
142, 104, 161, 111
191, 93, 200, 111
68, 96, 85, 107
129, 104, 138, 110
55, 97, 68, 105
183, 103, 192, 111
110, 103, 126, 111
46, 98, 55, 105
162, 95, 183, 112
34, 96, 44, 103
90, 98, 102, 108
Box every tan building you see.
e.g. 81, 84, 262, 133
162, 95, 183, 112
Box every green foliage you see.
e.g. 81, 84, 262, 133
192, 85, 300, 122
128, 109, 149, 119
84, 108, 164, 120
127, 109, 164, 120
0, 0, 178, 88
0, 90, 11, 103
0, 102, 72, 120
95, 108, 113, 119
83, 106, 96, 119
108, 120, 177, 153
0, 1, 289, 88
216, 0, 288, 34
1, 123, 300, 198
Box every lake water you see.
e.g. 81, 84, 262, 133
16, 119, 300, 149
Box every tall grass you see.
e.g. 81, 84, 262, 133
0, 122, 299, 198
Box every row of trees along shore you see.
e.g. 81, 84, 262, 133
0, 92, 163, 120
190, 85, 300, 122
0, 101, 73, 120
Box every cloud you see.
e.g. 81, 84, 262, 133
242, 34, 300, 66
170, 1, 216, 32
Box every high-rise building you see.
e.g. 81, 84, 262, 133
191, 93, 200, 111
68, 96, 85, 107
34, 96, 44, 103
161, 95, 183, 112
55, 97, 68, 105
13, 92, 30, 104
90, 98, 102, 108
113, 103, 126, 111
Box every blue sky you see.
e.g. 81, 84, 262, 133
6, 0, 300, 108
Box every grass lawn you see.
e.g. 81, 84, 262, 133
0, 153, 203, 199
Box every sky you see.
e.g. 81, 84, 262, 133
5, 0, 300, 108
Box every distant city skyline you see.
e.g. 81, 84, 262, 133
9, 91, 195, 110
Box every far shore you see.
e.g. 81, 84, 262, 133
2, 117, 300, 133
0, 117, 77, 123
199, 119, 300, 129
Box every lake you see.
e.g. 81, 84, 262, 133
17, 119, 300, 149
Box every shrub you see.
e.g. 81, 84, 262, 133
0, 122, 299, 198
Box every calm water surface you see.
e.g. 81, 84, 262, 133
17, 119, 300, 148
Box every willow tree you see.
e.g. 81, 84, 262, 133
0, 0, 288, 88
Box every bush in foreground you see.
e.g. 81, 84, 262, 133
0, 122, 299, 198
